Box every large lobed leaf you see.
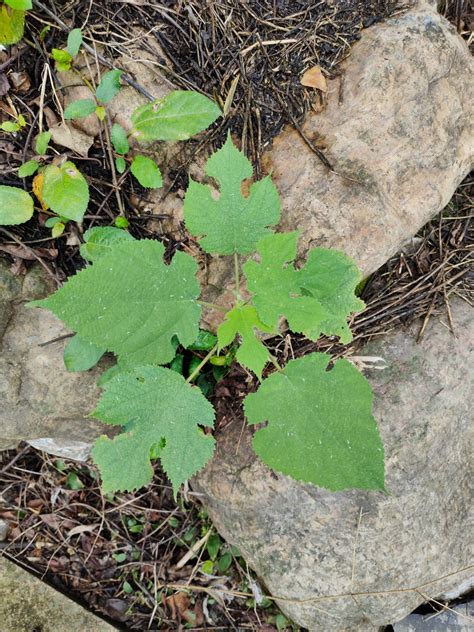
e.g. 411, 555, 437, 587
184, 134, 280, 255
131, 90, 221, 142
217, 304, 274, 379
244, 353, 385, 491
92, 365, 215, 494
243, 232, 364, 343
30, 240, 202, 367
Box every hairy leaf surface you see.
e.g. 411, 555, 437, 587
80, 226, 135, 262
217, 305, 273, 379
244, 353, 385, 491
244, 232, 364, 342
92, 365, 215, 494
64, 98, 96, 120
30, 240, 201, 367
63, 334, 105, 372
131, 91, 221, 142
184, 134, 280, 255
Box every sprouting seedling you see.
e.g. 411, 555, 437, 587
51, 28, 83, 71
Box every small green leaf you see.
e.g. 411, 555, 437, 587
66, 28, 82, 57
95, 105, 106, 121
206, 533, 221, 561
51, 221, 65, 238
64, 98, 97, 120
131, 155, 163, 189
4, 0, 32, 9
122, 581, 133, 594
0, 6, 25, 46
184, 134, 280, 255
35, 131, 51, 155
131, 90, 221, 141
80, 226, 135, 262
96, 70, 122, 104
217, 305, 273, 379
244, 352, 385, 491
91, 365, 215, 495
66, 471, 84, 490
115, 216, 129, 228
115, 157, 126, 173
217, 552, 232, 573
113, 552, 127, 563
31, 240, 202, 367
18, 160, 39, 177
275, 614, 290, 631
187, 330, 217, 352
0, 186, 34, 225
111, 123, 129, 154
42, 161, 89, 222
1, 121, 20, 132
63, 334, 106, 372
51, 48, 72, 71
17, 114, 26, 127
169, 354, 184, 374
201, 560, 214, 575
44, 216, 62, 228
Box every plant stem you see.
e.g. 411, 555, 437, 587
268, 353, 283, 372
186, 344, 219, 383
197, 300, 227, 312
234, 252, 241, 298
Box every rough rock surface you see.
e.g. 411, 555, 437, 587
193, 299, 473, 630
197, 3, 473, 324
0, 556, 115, 632
0, 262, 108, 452
393, 600, 474, 631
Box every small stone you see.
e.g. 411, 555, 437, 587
0, 519, 10, 541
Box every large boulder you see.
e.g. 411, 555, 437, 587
197, 1, 474, 323
0, 557, 115, 632
194, 298, 473, 630
0, 262, 108, 456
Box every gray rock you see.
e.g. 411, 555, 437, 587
0, 262, 110, 455
0, 519, 10, 542
0, 556, 116, 631
198, 2, 474, 329
393, 601, 474, 631
193, 299, 474, 630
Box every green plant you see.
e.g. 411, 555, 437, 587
51, 27, 83, 71
30, 134, 385, 497
1, 84, 220, 227
0, 0, 31, 45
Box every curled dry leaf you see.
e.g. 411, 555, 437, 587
301, 65, 327, 92
49, 122, 94, 157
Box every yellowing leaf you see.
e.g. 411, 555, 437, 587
42, 161, 89, 222
32, 172, 49, 211
0, 5, 25, 45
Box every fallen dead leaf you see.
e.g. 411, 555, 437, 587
49, 122, 94, 157
301, 65, 327, 92
165, 592, 204, 625
0, 244, 57, 260
0, 73, 10, 97
67, 523, 100, 538
9, 71, 31, 94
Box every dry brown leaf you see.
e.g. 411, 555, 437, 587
49, 122, 94, 157
301, 65, 327, 92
